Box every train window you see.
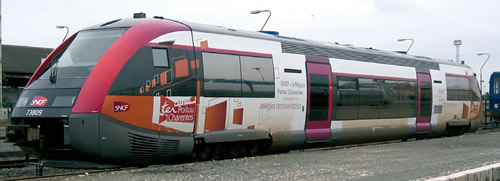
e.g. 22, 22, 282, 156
399, 81, 417, 117
358, 78, 380, 119
457, 77, 470, 90
152, 48, 169, 67
446, 76, 459, 89
336, 77, 359, 120
419, 81, 432, 117
202, 52, 242, 97
241, 56, 275, 97
379, 80, 399, 118
446, 76, 471, 101
494, 77, 500, 94
334, 76, 417, 120
469, 77, 480, 101
56, 29, 126, 68
39, 29, 126, 79
309, 74, 330, 121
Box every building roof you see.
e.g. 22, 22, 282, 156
2, 44, 53, 74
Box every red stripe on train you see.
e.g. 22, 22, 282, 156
72, 19, 190, 113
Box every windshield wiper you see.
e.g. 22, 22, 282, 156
49, 61, 59, 83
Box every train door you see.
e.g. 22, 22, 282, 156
416, 70, 432, 133
305, 57, 332, 142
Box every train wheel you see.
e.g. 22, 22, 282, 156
198, 146, 210, 160
213, 144, 224, 160
226, 145, 239, 158
257, 140, 271, 155
246, 143, 258, 156
237, 145, 246, 157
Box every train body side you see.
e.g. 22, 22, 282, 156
189, 29, 482, 149
6, 17, 483, 168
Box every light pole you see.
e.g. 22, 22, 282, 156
397, 38, 414, 53
478, 53, 491, 91
454, 40, 462, 63
478, 52, 491, 127
56, 25, 69, 42
250, 10, 271, 31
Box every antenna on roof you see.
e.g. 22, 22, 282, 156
134, 12, 146, 18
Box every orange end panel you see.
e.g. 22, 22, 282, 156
160, 71, 167, 86
233, 108, 243, 125
175, 58, 189, 78
200, 40, 208, 49
247, 125, 255, 129
190, 60, 195, 69
204, 101, 227, 133
190, 59, 200, 69
194, 80, 201, 133
101, 96, 159, 131
462, 103, 469, 119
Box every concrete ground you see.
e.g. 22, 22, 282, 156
56, 131, 500, 181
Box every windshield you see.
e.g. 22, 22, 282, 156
40, 28, 126, 79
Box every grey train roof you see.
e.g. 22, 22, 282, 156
84, 17, 469, 70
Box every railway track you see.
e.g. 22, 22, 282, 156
0, 128, 499, 180
3, 167, 127, 181
0, 159, 37, 169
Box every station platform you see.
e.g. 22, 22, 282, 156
0, 127, 23, 158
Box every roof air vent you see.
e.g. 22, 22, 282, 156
260, 31, 279, 36
134, 12, 146, 18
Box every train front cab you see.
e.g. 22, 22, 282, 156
6, 19, 198, 168
490, 72, 500, 121
438, 73, 482, 136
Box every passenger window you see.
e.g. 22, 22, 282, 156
446, 75, 471, 101
152, 48, 169, 67
202, 52, 275, 98
241, 56, 275, 97
202, 52, 242, 97
336, 77, 359, 120
379, 80, 399, 118
457, 77, 470, 90
446, 76, 459, 89
334, 76, 417, 120
358, 78, 380, 119
399, 81, 416, 117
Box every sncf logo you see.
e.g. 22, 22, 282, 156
30, 96, 48, 107
114, 101, 130, 112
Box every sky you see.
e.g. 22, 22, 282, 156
2, 0, 499, 92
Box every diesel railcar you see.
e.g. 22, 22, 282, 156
6, 15, 482, 168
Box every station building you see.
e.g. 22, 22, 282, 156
2, 44, 53, 115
